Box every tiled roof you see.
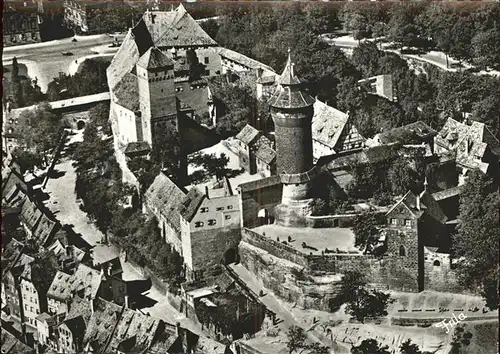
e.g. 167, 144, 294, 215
83, 298, 123, 353
322, 143, 402, 171
32, 213, 59, 247
137, 47, 174, 70
218, 47, 275, 73
47, 264, 102, 302
436, 118, 500, 172
2, 169, 27, 200
432, 186, 464, 201
145, 329, 180, 354
124, 141, 151, 156
113, 72, 140, 112
386, 191, 425, 219
378, 121, 436, 144
144, 172, 186, 232
1, 328, 35, 354
312, 99, 349, 149
255, 143, 276, 165
238, 175, 281, 193
236, 124, 260, 146
67, 295, 92, 325
107, 308, 160, 353
20, 197, 43, 232
179, 187, 205, 222
107, 30, 143, 90
64, 316, 86, 338
268, 53, 314, 109
420, 190, 448, 224
21, 254, 59, 294
144, 5, 218, 48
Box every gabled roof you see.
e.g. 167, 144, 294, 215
386, 191, 425, 219
255, 143, 276, 165
217, 47, 275, 73
20, 197, 43, 232
378, 121, 436, 145
179, 187, 205, 222
32, 213, 59, 247
107, 30, 142, 90
145, 5, 218, 48
113, 72, 139, 112
2, 169, 27, 200
419, 190, 448, 224
312, 99, 350, 149
67, 295, 93, 325
1, 328, 35, 354
83, 298, 123, 352
63, 316, 86, 339
144, 172, 187, 233
236, 124, 261, 146
47, 264, 102, 302
238, 175, 281, 193
137, 47, 174, 70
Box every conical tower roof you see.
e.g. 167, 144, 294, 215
268, 49, 315, 109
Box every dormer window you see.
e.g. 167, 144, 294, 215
195, 221, 204, 228
200, 207, 209, 213
208, 219, 216, 226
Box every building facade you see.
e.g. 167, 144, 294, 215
3, 9, 41, 47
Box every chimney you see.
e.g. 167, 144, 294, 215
423, 177, 428, 192
90, 298, 95, 314
124, 295, 129, 309
205, 186, 209, 199
175, 322, 181, 337
107, 263, 113, 277
416, 193, 421, 211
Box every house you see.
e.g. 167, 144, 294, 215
358, 74, 394, 101
235, 124, 275, 176
144, 171, 241, 280
47, 240, 90, 274
35, 312, 65, 349
82, 298, 123, 353
95, 257, 127, 306
143, 171, 187, 253
179, 182, 241, 280
107, 4, 221, 159
62, 0, 110, 34
57, 316, 86, 353
3, 6, 41, 46
1, 240, 34, 322
19, 255, 58, 328
311, 99, 365, 160
367, 121, 437, 157
46, 264, 101, 316
434, 117, 500, 183
1, 326, 36, 354
385, 188, 454, 292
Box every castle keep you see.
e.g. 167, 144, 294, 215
269, 51, 322, 227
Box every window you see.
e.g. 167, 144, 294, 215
195, 221, 204, 228
227, 205, 233, 210
433, 260, 441, 267
225, 215, 231, 220
200, 207, 209, 213
390, 218, 397, 225
216, 207, 224, 211
208, 219, 216, 226
399, 245, 406, 257
405, 219, 412, 228
204, 57, 209, 64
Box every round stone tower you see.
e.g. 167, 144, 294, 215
269, 50, 320, 226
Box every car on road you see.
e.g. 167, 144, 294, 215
61, 51, 74, 56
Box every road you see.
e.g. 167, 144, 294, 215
325, 35, 500, 77
42, 129, 204, 336
3, 34, 124, 92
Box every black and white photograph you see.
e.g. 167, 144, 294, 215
2, 0, 499, 353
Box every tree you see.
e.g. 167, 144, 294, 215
387, 156, 424, 196
386, 4, 420, 50
453, 170, 500, 309
286, 325, 307, 354
331, 270, 392, 323
399, 339, 432, 354
351, 339, 390, 354
471, 28, 500, 70
11, 57, 24, 107
448, 15, 474, 63
352, 213, 379, 251
189, 152, 229, 181
200, 19, 219, 40
449, 325, 473, 354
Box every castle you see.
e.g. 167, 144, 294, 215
106, 6, 499, 311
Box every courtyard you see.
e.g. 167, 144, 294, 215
252, 224, 360, 255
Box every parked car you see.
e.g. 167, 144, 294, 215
61, 51, 74, 56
